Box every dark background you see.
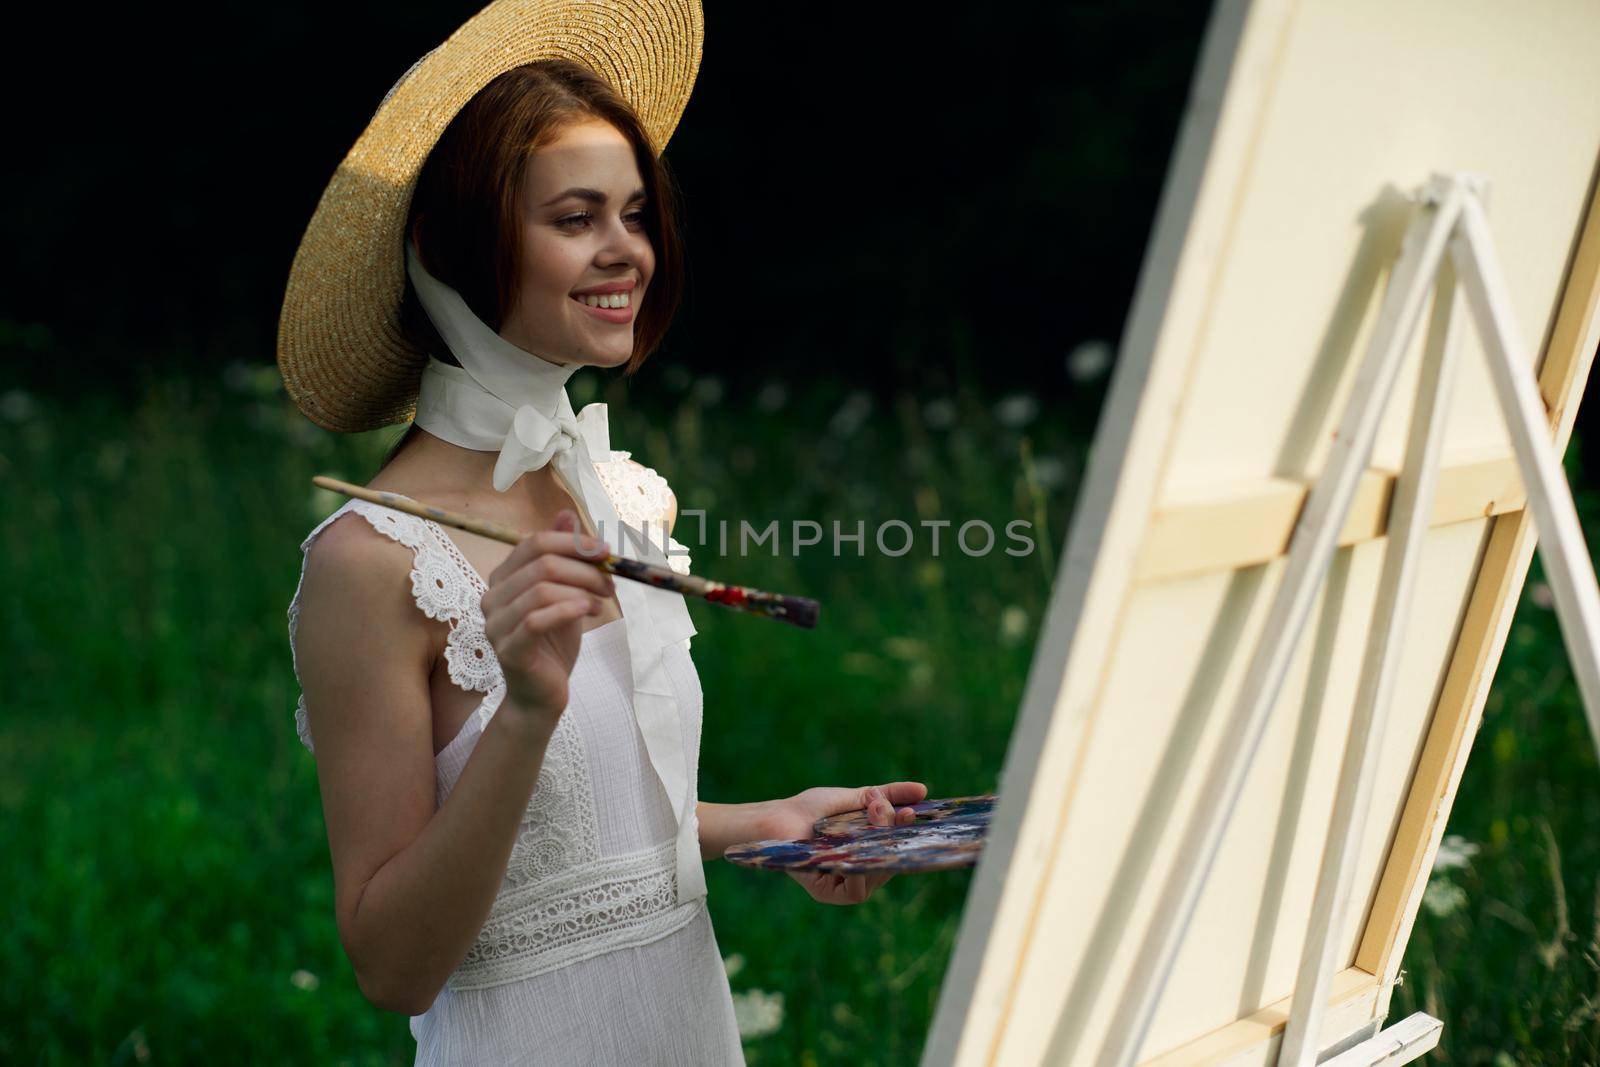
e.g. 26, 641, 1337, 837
2, 2, 1210, 430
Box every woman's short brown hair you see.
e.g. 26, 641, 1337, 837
382, 57, 687, 469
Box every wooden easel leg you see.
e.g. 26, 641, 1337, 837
1099, 180, 1469, 1067
1320, 1013, 1443, 1066
1452, 193, 1600, 755
1278, 244, 1470, 1067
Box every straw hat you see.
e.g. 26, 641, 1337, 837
276, 0, 704, 433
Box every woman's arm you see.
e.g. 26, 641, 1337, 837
296, 516, 563, 1016
698, 783, 928, 905
698, 783, 927, 860
696, 799, 790, 860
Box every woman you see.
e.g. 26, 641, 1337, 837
278, 3, 926, 1062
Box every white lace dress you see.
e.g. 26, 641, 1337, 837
286, 453, 744, 1066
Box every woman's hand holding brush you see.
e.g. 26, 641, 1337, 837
480, 508, 616, 735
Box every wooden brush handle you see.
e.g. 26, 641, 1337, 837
311, 475, 821, 628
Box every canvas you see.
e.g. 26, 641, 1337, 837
923, 1, 1600, 1064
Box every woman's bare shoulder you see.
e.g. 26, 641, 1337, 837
304, 507, 413, 579
297, 508, 442, 667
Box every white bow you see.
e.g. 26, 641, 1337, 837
494, 386, 614, 496
503, 403, 577, 480
405, 242, 705, 904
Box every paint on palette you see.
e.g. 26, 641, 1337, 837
724, 794, 997, 874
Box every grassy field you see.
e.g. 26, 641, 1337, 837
3, 361, 1597, 1064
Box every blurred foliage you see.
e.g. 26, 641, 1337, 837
1392, 496, 1600, 1064
0, 362, 1086, 1063
6, 358, 1600, 1063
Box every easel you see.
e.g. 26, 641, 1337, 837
1095, 174, 1600, 1067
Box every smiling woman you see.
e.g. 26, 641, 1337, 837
274, 4, 927, 1063
379, 60, 689, 474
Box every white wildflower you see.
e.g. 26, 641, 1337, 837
994, 393, 1039, 428
732, 988, 785, 1040
1530, 582, 1555, 610
829, 389, 874, 437
999, 605, 1029, 644
692, 375, 725, 407
1029, 454, 1068, 491
882, 636, 929, 660
923, 398, 957, 430
1421, 878, 1468, 918
1432, 834, 1479, 874
289, 969, 320, 991
755, 381, 788, 413
1067, 340, 1113, 383
662, 364, 692, 392
0, 389, 36, 423
722, 953, 745, 980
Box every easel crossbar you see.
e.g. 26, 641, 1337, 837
1134, 456, 1526, 585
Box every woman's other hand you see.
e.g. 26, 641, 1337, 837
766, 782, 928, 906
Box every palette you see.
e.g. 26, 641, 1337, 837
724, 794, 996, 874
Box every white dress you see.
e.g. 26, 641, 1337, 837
286, 456, 745, 1066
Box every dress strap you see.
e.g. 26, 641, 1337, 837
287, 499, 503, 756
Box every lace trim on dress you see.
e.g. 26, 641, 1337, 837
289, 456, 686, 751
448, 839, 701, 991
504, 709, 600, 884
289, 501, 498, 756
594, 452, 693, 577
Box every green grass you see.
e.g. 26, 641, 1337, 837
2, 363, 1597, 1064
1388, 545, 1600, 1065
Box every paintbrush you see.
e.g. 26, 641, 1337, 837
312, 475, 820, 629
